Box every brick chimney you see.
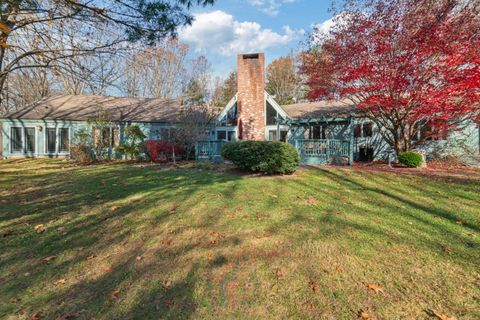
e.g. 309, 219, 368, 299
237, 53, 265, 141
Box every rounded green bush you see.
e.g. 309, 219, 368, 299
221, 141, 300, 174
398, 151, 423, 167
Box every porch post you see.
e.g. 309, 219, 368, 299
349, 116, 354, 165
109, 126, 113, 159
276, 120, 280, 142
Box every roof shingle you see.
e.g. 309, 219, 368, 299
281, 99, 359, 119
3, 95, 185, 123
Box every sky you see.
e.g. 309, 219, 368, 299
178, 0, 335, 78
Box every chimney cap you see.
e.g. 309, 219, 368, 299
240, 53, 263, 59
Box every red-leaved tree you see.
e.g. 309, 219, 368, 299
301, 0, 480, 154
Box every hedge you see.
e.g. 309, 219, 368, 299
221, 141, 300, 175
398, 151, 423, 167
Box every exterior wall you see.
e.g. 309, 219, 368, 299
237, 53, 265, 141
421, 122, 479, 165
0, 118, 177, 159
283, 117, 479, 165
353, 118, 479, 163
286, 122, 353, 143
1, 119, 88, 158
353, 119, 390, 161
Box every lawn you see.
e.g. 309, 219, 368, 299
0, 159, 479, 320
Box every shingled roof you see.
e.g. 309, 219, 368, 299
3, 95, 185, 123
281, 99, 359, 119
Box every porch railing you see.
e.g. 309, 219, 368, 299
195, 140, 225, 160
295, 139, 351, 165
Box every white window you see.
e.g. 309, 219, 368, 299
45, 128, 70, 154
10, 127, 35, 153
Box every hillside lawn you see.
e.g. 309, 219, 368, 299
0, 159, 479, 319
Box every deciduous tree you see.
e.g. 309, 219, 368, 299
301, 0, 480, 154
266, 55, 303, 105
121, 39, 189, 99
0, 0, 215, 112
212, 71, 237, 110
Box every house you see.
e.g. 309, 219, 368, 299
1, 53, 479, 165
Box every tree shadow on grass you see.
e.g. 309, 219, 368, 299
319, 168, 480, 234
266, 167, 479, 267
0, 163, 243, 319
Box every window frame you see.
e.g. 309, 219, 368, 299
45, 127, 70, 154
59, 128, 70, 153
216, 130, 227, 141
363, 123, 373, 138
354, 122, 373, 138
24, 127, 36, 154
10, 127, 23, 153
268, 130, 277, 141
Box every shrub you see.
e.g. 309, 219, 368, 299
398, 151, 423, 167
145, 140, 185, 163
70, 128, 95, 163
115, 125, 146, 160
70, 144, 95, 163
221, 141, 300, 175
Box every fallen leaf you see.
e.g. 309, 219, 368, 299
168, 203, 179, 214
109, 289, 120, 299
95, 195, 102, 200
426, 309, 457, 320
442, 245, 452, 253
163, 239, 173, 246
31, 313, 41, 320
165, 299, 174, 308
34, 224, 46, 233
86, 255, 95, 261
275, 268, 284, 279
136, 256, 142, 261
207, 253, 214, 261
309, 279, 318, 293
42, 255, 56, 263
24, 272, 31, 276
163, 280, 172, 290
455, 221, 463, 225
263, 231, 272, 237
459, 287, 468, 294
358, 309, 374, 319
54, 278, 67, 286
335, 265, 343, 273
110, 206, 120, 212
366, 283, 384, 294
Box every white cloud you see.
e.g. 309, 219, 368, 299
311, 14, 351, 43
313, 17, 336, 36
247, 0, 299, 16
179, 11, 303, 56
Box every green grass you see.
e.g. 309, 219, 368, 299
0, 159, 479, 320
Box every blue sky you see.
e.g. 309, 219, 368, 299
178, 0, 335, 78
